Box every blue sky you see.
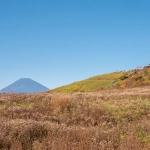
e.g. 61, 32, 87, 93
0, 0, 150, 89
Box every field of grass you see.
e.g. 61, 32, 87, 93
50, 68, 150, 93
50, 72, 127, 93
0, 86, 150, 149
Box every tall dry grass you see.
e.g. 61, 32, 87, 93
0, 86, 150, 149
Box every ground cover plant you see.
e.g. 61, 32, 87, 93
0, 86, 150, 149
50, 68, 150, 93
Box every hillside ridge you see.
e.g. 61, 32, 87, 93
50, 67, 150, 93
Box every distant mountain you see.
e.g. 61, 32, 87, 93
0, 78, 49, 93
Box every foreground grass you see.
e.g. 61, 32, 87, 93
0, 86, 150, 149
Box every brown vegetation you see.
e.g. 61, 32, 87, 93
0, 86, 150, 149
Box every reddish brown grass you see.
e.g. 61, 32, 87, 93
0, 86, 150, 149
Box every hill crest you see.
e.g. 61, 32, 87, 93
50, 68, 150, 93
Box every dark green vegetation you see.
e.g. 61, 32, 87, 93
50, 68, 150, 93
0, 86, 150, 149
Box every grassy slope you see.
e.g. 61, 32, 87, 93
125, 68, 150, 87
50, 68, 150, 93
50, 71, 130, 93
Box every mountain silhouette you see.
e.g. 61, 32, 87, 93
0, 78, 49, 93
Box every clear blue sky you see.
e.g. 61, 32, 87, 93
0, 0, 150, 89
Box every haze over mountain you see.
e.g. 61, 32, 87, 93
0, 78, 49, 93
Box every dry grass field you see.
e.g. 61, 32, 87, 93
0, 86, 150, 150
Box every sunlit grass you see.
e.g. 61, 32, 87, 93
0, 86, 150, 149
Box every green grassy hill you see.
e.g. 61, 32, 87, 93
50, 68, 150, 93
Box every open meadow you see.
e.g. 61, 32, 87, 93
0, 86, 150, 150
